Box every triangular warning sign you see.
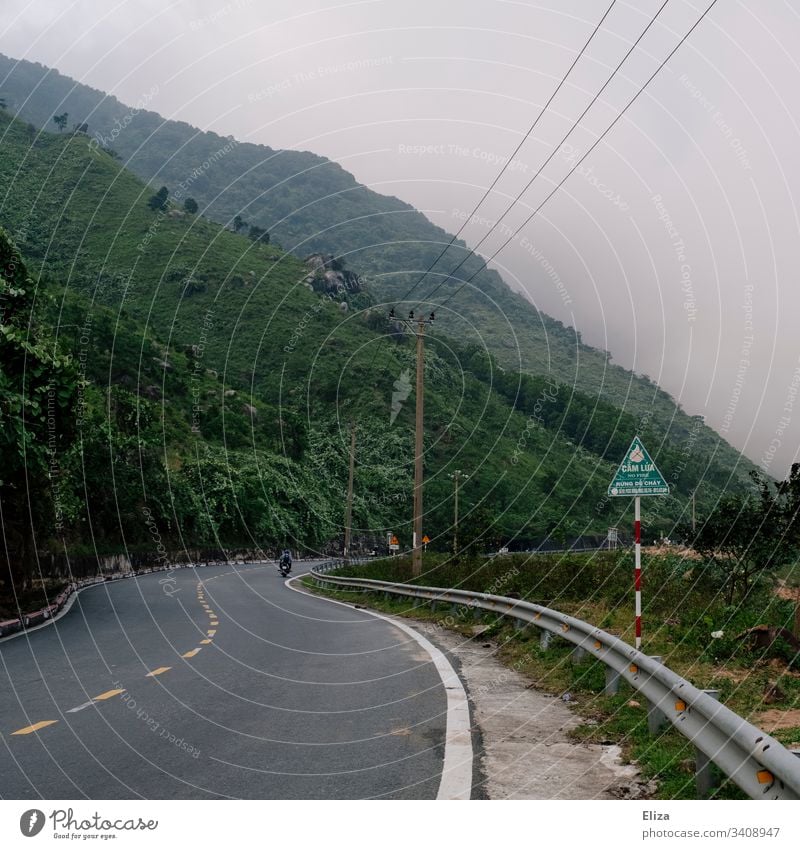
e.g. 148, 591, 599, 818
608, 436, 669, 497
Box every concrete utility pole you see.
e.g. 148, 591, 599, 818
412, 316, 426, 577
449, 469, 469, 555
390, 308, 435, 577
343, 421, 356, 564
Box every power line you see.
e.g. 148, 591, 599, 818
350, 1, 665, 511
339, 1, 718, 554
359, 0, 627, 392
417, 0, 675, 310
393, 0, 620, 309
436, 0, 720, 312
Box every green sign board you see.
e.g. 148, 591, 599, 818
608, 436, 669, 497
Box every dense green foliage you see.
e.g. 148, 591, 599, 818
0, 52, 759, 503
0, 103, 759, 599
0, 227, 77, 589
679, 465, 800, 604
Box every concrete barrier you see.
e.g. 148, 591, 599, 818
0, 618, 22, 637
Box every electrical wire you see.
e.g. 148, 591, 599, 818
417, 0, 678, 309
393, 0, 620, 308
434, 0, 721, 311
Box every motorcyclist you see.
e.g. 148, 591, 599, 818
279, 549, 292, 574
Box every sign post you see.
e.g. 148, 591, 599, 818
389, 534, 399, 555
607, 436, 669, 650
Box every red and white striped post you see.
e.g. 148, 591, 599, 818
634, 495, 642, 649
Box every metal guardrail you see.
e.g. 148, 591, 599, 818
311, 562, 800, 801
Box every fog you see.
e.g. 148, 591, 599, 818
3, 0, 799, 475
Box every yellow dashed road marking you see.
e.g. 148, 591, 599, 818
207, 629, 216, 636
209, 620, 219, 626
182, 648, 201, 658
93, 688, 125, 701
12, 720, 58, 735
200, 639, 212, 644
146, 667, 171, 677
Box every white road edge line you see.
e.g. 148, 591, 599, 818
285, 571, 473, 801
0, 580, 108, 644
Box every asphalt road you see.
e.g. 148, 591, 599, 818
0, 563, 457, 799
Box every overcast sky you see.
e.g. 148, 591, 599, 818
3, 0, 800, 476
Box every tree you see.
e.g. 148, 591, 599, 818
0, 229, 77, 595
147, 186, 169, 212
772, 463, 800, 636
232, 214, 246, 233
0, 98, 7, 110
248, 224, 269, 244
183, 197, 199, 215
685, 470, 800, 605
52, 112, 68, 132
460, 502, 502, 555
73, 122, 88, 134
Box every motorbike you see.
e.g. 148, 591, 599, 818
278, 556, 292, 577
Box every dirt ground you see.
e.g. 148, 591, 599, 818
398, 617, 656, 800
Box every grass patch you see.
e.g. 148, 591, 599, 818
303, 557, 800, 800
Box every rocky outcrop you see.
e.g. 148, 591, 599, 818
303, 253, 361, 298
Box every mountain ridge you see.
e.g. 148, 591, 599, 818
0, 52, 758, 497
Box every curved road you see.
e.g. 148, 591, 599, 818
0, 563, 468, 799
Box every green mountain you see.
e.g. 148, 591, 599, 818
0, 52, 753, 492
0, 67, 758, 591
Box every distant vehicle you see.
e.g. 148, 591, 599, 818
498, 546, 509, 555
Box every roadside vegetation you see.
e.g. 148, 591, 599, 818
308, 546, 800, 799
1, 107, 757, 610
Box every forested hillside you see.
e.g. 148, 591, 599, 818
0, 102, 756, 597
0, 52, 757, 495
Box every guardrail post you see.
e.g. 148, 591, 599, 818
571, 645, 587, 664
604, 665, 621, 695
514, 617, 525, 633
539, 629, 551, 650
646, 656, 669, 735
695, 690, 721, 796
601, 630, 622, 694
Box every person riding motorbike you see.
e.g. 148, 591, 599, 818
278, 549, 292, 575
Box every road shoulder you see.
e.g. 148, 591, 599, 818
398, 618, 654, 799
